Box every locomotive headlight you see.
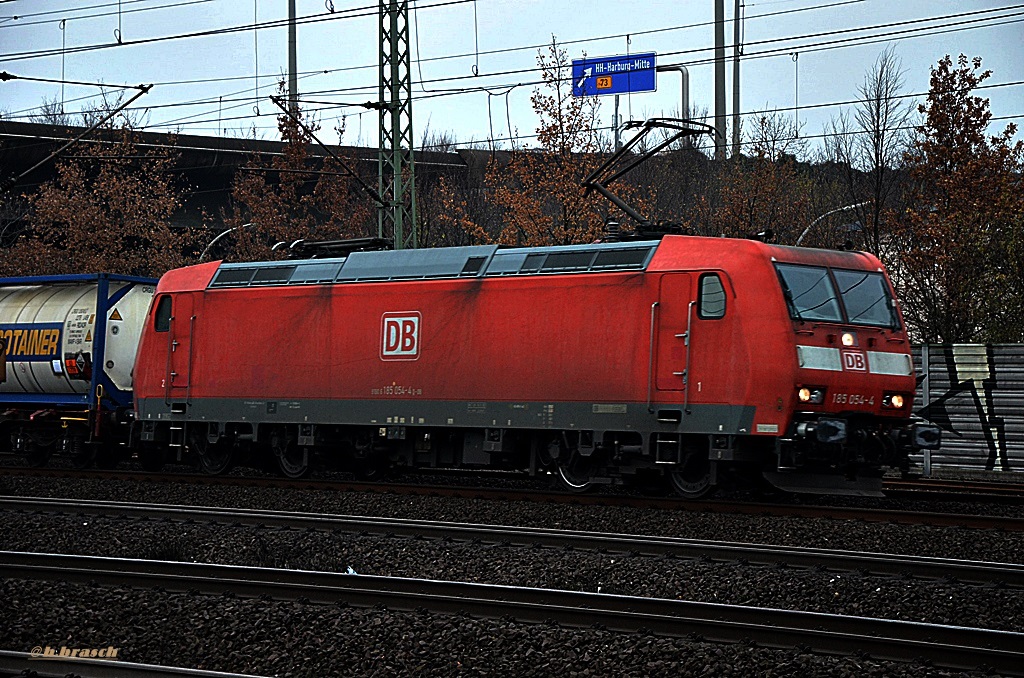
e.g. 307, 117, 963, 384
882, 393, 906, 409
841, 332, 857, 347
797, 387, 825, 404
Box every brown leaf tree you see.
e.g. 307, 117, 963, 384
894, 54, 1024, 343
705, 112, 814, 243
2, 127, 200, 277
219, 92, 375, 262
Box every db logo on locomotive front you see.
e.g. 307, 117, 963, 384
842, 350, 867, 372
381, 312, 421, 361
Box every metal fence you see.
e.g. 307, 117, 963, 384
913, 344, 1024, 475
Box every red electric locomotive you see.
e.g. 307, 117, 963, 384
132, 235, 940, 496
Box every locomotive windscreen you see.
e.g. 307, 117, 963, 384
775, 263, 898, 328
832, 269, 900, 328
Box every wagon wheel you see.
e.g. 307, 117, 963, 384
269, 427, 310, 479
556, 448, 601, 493
67, 436, 94, 470
192, 430, 233, 475
23, 440, 51, 468
668, 445, 714, 499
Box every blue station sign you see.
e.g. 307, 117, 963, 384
571, 52, 657, 97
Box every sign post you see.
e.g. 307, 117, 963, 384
571, 52, 657, 98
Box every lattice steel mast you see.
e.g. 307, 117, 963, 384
378, 0, 418, 249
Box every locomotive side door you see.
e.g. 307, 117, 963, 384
655, 274, 693, 391
685, 272, 734, 404
166, 293, 195, 403
656, 272, 734, 402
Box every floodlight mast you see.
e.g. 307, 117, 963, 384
581, 117, 717, 230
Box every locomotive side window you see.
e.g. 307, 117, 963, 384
833, 269, 899, 328
154, 296, 172, 332
698, 273, 726, 319
775, 264, 843, 323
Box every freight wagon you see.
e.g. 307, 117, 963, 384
0, 274, 156, 467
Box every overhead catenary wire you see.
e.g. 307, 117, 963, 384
0, 0, 479, 61
4, 3, 1017, 122
139, 8, 1024, 132
130, 74, 1024, 147
0, 0, 217, 28
11, 8, 1019, 137
3, 1, 1021, 144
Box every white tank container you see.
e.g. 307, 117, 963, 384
0, 281, 155, 396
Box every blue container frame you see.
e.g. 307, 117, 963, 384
0, 273, 158, 411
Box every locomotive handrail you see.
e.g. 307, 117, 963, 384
647, 302, 659, 413
186, 314, 196, 405
682, 300, 695, 415
164, 315, 174, 406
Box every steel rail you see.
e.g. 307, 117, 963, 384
4, 496, 1024, 587
3, 551, 1022, 676
0, 650, 271, 678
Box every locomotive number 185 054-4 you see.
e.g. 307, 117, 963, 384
832, 393, 874, 405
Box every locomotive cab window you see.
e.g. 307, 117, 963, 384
698, 273, 726, 319
833, 269, 900, 328
775, 264, 843, 323
775, 263, 900, 328
154, 296, 172, 332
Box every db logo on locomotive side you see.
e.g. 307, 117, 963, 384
381, 312, 421, 361
841, 350, 867, 372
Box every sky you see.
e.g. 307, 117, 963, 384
0, 0, 1022, 154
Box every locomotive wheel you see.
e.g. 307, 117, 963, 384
669, 447, 714, 499
270, 427, 310, 479
354, 454, 389, 481
138, 443, 165, 472
556, 449, 600, 492
192, 433, 233, 475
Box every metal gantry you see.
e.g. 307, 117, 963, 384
378, 0, 418, 249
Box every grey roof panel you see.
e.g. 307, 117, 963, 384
207, 241, 660, 289
336, 246, 499, 281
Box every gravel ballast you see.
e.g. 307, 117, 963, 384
2, 474, 1022, 676
0, 578, 990, 677
1, 511, 1022, 634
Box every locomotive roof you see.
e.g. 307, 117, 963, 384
207, 240, 661, 289
200, 235, 885, 291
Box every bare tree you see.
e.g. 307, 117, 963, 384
78, 88, 150, 129
28, 96, 75, 126
824, 46, 913, 255
419, 122, 459, 153
27, 89, 150, 129
745, 109, 807, 161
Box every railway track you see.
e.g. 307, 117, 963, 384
4, 495, 1024, 587
0, 650, 268, 678
4, 465, 1024, 530
3, 550, 1022, 675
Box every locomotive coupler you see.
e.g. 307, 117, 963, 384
794, 417, 847, 444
